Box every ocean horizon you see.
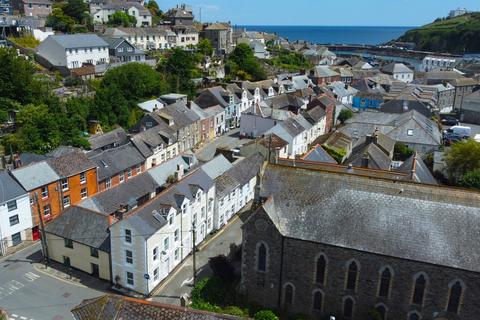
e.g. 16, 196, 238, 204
236, 25, 417, 46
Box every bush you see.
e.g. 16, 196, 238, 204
459, 168, 480, 190
254, 310, 279, 320
394, 142, 414, 161
322, 144, 346, 163
190, 277, 226, 306
222, 306, 249, 317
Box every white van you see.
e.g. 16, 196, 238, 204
446, 126, 471, 138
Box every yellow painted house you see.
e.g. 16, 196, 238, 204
45, 206, 112, 281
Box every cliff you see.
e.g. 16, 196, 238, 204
397, 13, 480, 54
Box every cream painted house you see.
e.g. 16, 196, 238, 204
45, 206, 112, 281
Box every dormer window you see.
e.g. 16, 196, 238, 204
407, 129, 414, 136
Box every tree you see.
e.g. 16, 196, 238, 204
459, 168, 480, 190
270, 49, 313, 71
197, 39, 214, 57
338, 108, 353, 124
46, 7, 76, 33
15, 104, 62, 153
145, 0, 163, 24
63, 0, 89, 22
0, 48, 51, 105
226, 43, 266, 81
93, 63, 168, 127
446, 139, 480, 182
159, 48, 198, 96
107, 11, 137, 27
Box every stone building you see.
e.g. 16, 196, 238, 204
241, 164, 480, 320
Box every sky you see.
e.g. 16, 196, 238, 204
158, 0, 480, 26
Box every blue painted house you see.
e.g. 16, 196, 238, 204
352, 92, 384, 110
0, 0, 13, 14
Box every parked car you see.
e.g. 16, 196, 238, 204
441, 116, 459, 126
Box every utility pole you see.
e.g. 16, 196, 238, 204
192, 222, 197, 286
34, 193, 49, 267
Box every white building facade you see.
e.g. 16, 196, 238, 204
109, 169, 215, 295
37, 34, 110, 69
0, 172, 33, 255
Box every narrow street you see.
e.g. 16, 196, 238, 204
150, 212, 245, 306
0, 244, 103, 320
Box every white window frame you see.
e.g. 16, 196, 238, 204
61, 179, 69, 191
63, 196, 70, 208
80, 172, 86, 184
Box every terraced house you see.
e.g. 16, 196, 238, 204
109, 167, 216, 294
11, 149, 98, 240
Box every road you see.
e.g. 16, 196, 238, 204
0, 244, 103, 320
151, 213, 245, 306
195, 129, 253, 162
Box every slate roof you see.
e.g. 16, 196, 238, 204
155, 102, 201, 129
303, 105, 326, 124
88, 128, 129, 151
18, 153, 47, 167
147, 155, 197, 186
87, 143, 145, 181
47, 150, 96, 178
71, 294, 243, 320
46, 34, 108, 49
260, 165, 480, 273
264, 94, 304, 110
11, 162, 60, 191
346, 142, 392, 170
214, 154, 263, 199
342, 110, 441, 147
124, 169, 214, 240
312, 66, 340, 78
381, 62, 413, 74
201, 155, 233, 180
0, 171, 27, 203
104, 27, 169, 37
78, 173, 159, 215
397, 155, 438, 185
302, 145, 337, 164
45, 206, 110, 252
195, 86, 232, 109
130, 126, 170, 158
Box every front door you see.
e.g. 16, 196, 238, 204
63, 256, 70, 268
32, 226, 40, 241
91, 263, 99, 277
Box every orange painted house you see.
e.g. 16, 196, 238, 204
11, 150, 98, 240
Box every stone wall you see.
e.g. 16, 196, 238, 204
241, 208, 480, 320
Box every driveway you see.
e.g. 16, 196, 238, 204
150, 210, 247, 306
0, 243, 104, 320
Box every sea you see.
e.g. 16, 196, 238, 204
236, 25, 416, 46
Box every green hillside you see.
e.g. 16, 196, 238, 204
397, 12, 480, 53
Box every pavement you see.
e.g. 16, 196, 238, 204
195, 129, 253, 162
150, 207, 249, 306
0, 243, 104, 320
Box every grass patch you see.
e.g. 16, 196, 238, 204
8, 35, 40, 48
